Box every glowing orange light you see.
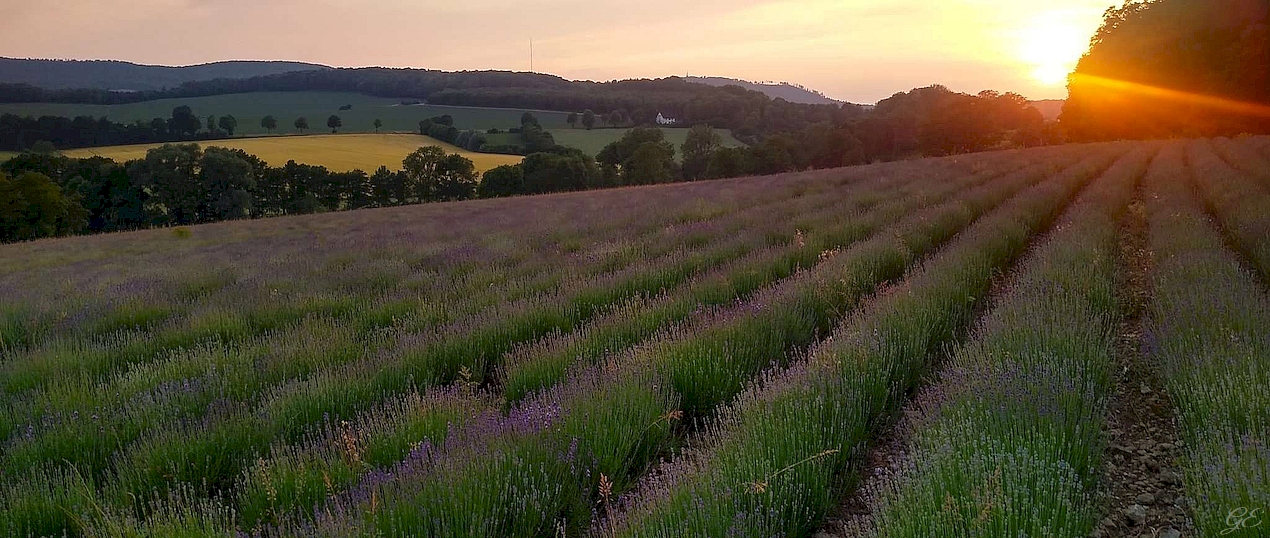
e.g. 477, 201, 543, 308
1071, 73, 1270, 120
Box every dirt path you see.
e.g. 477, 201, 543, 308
1090, 195, 1193, 538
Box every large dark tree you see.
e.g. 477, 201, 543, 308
200, 147, 256, 220
0, 171, 88, 241
217, 115, 238, 136
1062, 0, 1270, 140
522, 149, 599, 194
126, 143, 204, 224
597, 127, 673, 169
623, 142, 677, 185
681, 125, 722, 181
169, 106, 201, 137
261, 115, 278, 133
402, 146, 477, 202
478, 164, 524, 198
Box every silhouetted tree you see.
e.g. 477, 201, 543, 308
597, 127, 672, 170
479, 164, 524, 197
402, 146, 476, 202
327, 115, 342, 133
261, 115, 277, 133
200, 147, 255, 220
681, 124, 722, 180
217, 115, 238, 136
522, 149, 599, 193
624, 142, 677, 185
582, 109, 597, 130
294, 117, 309, 133
169, 106, 201, 137
126, 143, 203, 225
374, 118, 383, 132
707, 146, 746, 179
0, 171, 87, 241
370, 165, 403, 206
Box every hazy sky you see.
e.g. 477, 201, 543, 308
0, 0, 1116, 103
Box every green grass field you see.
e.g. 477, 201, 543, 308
485, 127, 746, 159
59, 133, 522, 173
548, 127, 746, 157
0, 91, 574, 136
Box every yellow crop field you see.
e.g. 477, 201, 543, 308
59, 133, 523, 173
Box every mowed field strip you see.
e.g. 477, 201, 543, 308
59, 133, 524, 173
0, 91, 574, 135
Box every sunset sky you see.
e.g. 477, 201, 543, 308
0, 0, 1116, 103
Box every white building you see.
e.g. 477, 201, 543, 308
656, 112, 677, 125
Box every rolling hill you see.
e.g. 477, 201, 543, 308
685, 76, 843, 105
0, 58, 330, 91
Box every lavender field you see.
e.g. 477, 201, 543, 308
1, 138, 1268, 537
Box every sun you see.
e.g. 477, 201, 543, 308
1032, 63, 1071, 86
1018, 10, 1096, 87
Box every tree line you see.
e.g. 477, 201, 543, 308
0, 143, 479, 242
0, 104, 376, 152
1062, 0, 1269, 140
0, 105, 237, 151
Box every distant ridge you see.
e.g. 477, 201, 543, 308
685, 76, 844, 105
1028, 99, 1065, 121
0, 58, 331, 92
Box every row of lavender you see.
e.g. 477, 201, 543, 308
275, 147, 1109, 536
1152, 140, 1269, 536
0, 152, 1035, 534
599, 145, 1132, 537
225, 146, 1045, 529
0, 180, 841, 484
0, 177, 779, 354
857, 144, 1156, 535
0, 170, 876, 534
216, 157, 975, 529
25, 135, 1259, 537
837, 138, 1270, 538
828, 138, 1270, 538
0, 162, 878, 448
0, 170, 852, 399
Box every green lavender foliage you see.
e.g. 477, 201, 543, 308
1144, 142, 1270, 537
